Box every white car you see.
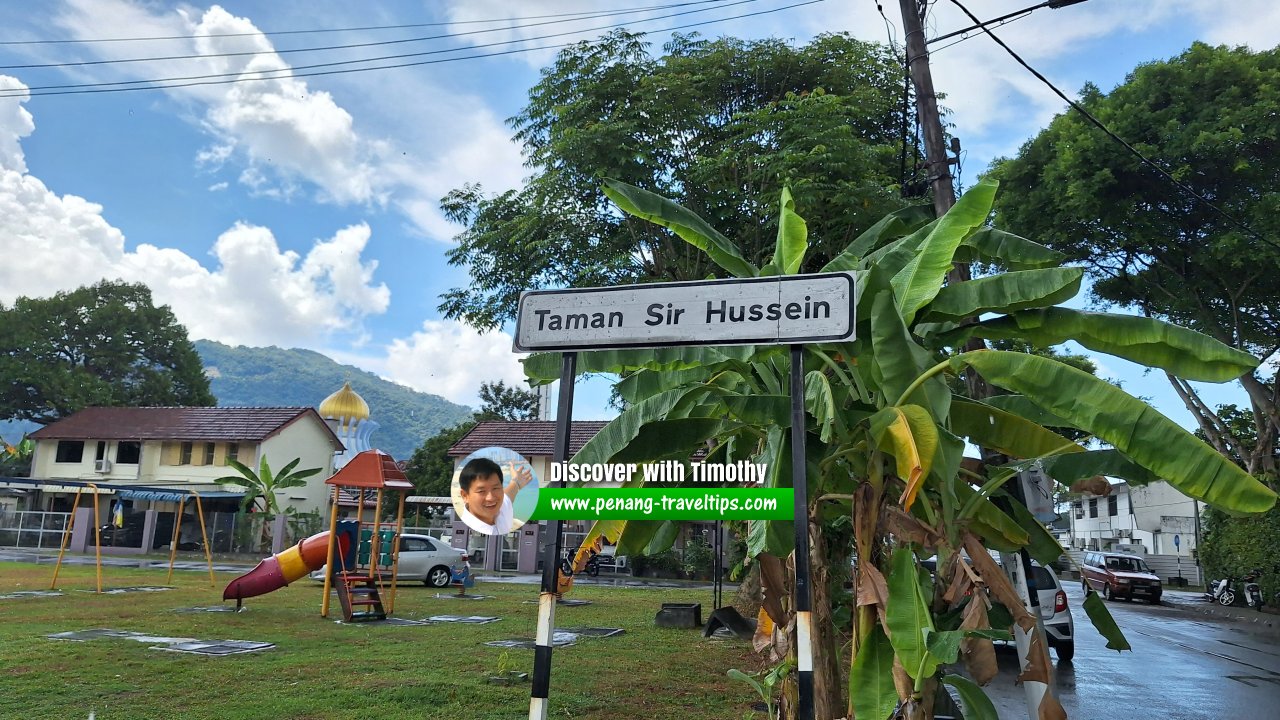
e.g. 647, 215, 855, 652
311, 533, 467, 588
1026, 561, 1075, 661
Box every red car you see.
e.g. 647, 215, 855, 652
1081, 551, 1163, 604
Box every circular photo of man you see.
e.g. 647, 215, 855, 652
451, 447, 539, 535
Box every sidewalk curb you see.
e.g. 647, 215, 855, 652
1162, 596, 1280, 638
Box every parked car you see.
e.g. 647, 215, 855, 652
898, 554, 1074, 661
1027, 560, 1074, 662
1080, 551, 1163, 604
310, 533, 466, 588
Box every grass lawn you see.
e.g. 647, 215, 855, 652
0, 561, 762, 720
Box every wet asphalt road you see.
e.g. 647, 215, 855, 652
976, 583, 1280, 720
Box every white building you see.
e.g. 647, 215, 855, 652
17, 406, 343, 515
1067, 480, 1197, 556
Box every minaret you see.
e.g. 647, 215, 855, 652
319, 381, 378, 469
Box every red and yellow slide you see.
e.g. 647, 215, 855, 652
223, 531, 341, 602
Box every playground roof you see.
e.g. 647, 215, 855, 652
447, 420, 609, 458
326, 449, 413, 490
29, 406, 343, 450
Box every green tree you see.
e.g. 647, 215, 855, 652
439, 31, 920, 329
0, 435, 33, 477
990, 42, 1280, 479
525, 179, 1273, 719
0, 280, 215, 424
405, 380, 542, 496
216, 456, 323, 515
475, 380, 540, 421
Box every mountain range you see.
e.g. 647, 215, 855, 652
195, 340, 473, 460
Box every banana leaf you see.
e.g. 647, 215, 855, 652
849, 625, 899, 720
891, 179, 998, 324
956, 351, 1277, 513
886, 547, 936, 679
964, 308, 1259, 383
955, 227, 1066, 270
983, 394, 1074, 429
869, 290, 950, 420
773, 187, 807, 275
604, 179, 758, 278
949, 398, 1084, 460
824, 204, 934, 271
922, 267, 1083, 321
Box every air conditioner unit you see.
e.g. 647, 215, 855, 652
94, 459, 112, 473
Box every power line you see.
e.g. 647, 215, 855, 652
0, 1, 729, 46
928, 12, 1031, 54
0, 0, 748, 70
0, 0, 825, 99
947, 0, 1280, 253
1, 0, 767, 95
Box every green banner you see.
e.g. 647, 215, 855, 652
530, 487, 793, 521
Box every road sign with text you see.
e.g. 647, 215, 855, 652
513, 273, 855, 352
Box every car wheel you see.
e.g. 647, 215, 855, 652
1054, 639, 1075, 662
426, 566, 452, 588
1105, 584, 1115, 601
1219, 590, 1236, 606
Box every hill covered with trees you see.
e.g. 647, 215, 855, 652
195, 340, 472, 460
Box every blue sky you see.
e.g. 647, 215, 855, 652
0, 0, 1273, 428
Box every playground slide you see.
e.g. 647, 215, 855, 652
222, 531, 339, 602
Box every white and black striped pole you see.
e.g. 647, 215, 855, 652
790, 344, 814, 719
529, 352, 576, 720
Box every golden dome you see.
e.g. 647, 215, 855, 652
320, 381, 370, 424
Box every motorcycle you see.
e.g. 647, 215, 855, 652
1205, 568, 1264, 608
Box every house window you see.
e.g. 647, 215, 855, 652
1108, 495, 1119, 517
203, 442, 216, 465
1073, 500, 1083, 520
55, 441, 84, 463
1088, 498, 1098, 518
116, 441, 141, 465
226, 442, 239, 465
179, 442, 193, 465
95, 441, 107, 461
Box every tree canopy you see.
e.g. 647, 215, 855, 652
0, 280, 215, 424
990, 42, 1280, 478
405, 380, 541, 496
439, 31, 920, 329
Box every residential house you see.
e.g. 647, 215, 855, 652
446, 420, 609, 573
1067, 480, 1197, 556
18, 406, 343, 516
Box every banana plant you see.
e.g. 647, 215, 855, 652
523, 178, 1275, 720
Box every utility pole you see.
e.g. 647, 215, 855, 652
896, 2, 1055, 718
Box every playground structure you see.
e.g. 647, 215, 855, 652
50, 482, 216, 593
319, 450, 413, 622
218, 450, 413, 621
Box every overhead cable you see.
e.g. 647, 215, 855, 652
0, 0, 730, 45
948, 0, 1279, 252
0, 0, 826, 98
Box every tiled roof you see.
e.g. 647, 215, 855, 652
29, 406, 343, 448
447, 420, 610, 458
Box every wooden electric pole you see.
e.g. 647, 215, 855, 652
896, 2, 1055, 719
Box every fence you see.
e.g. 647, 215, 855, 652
1067, 549, 1200, 586
0, 510, 70, 550
0, 508, 327, 556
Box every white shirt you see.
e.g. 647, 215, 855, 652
460, 494, 515, 535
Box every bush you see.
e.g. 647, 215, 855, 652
1200, 505, 1280, 602
681, 538, 715, 579
630, 549, 682, 577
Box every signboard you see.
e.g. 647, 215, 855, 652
513, 273, 855, 352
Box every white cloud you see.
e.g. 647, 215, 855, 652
42, 1, 526, 240
0, 74, 389, 347
382, 321, 525, 406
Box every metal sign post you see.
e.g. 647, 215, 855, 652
529, 353, 576, 720
516, 272, 854, 720
790, 344, 814, 719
